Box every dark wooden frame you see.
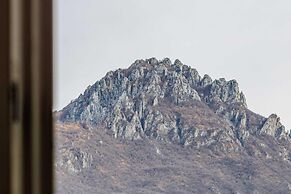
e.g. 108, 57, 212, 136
0, 0, 53, 193
0, 0, 11, 193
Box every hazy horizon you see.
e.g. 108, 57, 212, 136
54, 0, 291, 130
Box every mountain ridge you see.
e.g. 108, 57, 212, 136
58, 57, 290, 142
55, 57, 291, 193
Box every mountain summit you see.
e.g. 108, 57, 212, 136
55, 58, 291, 193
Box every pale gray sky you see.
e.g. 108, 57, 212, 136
54, 0, 291, 130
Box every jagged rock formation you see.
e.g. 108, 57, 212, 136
259, 114, 286, 137
55, 58, 291, 194
58, 58, 289, 145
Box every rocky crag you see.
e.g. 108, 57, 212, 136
55, 58, 291, 194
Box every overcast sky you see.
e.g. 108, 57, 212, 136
54, 0, 291, 130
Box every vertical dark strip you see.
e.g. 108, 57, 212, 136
22, 0, 32, 193
0, 0, 10, 193
40, 0, 53, 193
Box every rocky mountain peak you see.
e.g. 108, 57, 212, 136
58, 57, 290, 150
55, 58, 291, 193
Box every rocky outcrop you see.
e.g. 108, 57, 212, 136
57, 147, 92, 174
58, 58, 290, 152
200, 74, 212, 87
260, 114, 287, 138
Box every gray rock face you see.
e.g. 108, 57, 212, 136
58, 58, 290, 151
57, 147, 92, 174
260, 114, 286, 138
205, 79, 247, 107
201, 74, 212, 87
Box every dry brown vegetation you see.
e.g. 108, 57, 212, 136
55, 123, 291, 194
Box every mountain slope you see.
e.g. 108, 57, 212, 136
55, 58, 291, 193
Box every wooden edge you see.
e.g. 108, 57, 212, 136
39, 0, 53, 193
0, 0, 11, 193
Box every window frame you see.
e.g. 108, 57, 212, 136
0, 0, 11, 193
0, 0, 53, 193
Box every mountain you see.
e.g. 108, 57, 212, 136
55, 58, 291, 194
